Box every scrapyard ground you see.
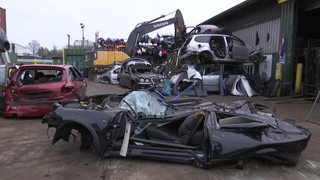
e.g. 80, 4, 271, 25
0, 80, 319, 180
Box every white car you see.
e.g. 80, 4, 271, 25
98, 64, 121, 84
177, 33, 251, 65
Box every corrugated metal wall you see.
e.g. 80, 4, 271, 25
201, 0, 282, 54
233, 18, 281, 54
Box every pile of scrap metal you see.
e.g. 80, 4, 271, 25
157, 62, 280, 98
97, 38, 126, 51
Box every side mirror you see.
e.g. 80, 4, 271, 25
198, 44, 201, 48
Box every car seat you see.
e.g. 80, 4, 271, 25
146, 112, 205, 145
34, 72, 48, 82
22, 71, 33, 84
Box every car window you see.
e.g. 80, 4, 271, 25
231, 36, 245, 46
69, 68, 77, 81
114, 68, 120, 74
18, 68, 63, 85
194, 36, 211, 43
72, 67, 82, 78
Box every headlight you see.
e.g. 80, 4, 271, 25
145, 79, 150, 82
139, 78, 145, 82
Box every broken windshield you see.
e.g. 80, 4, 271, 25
118, 91, 167, 118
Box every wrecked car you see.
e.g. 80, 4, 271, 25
96, 64, 121, 84
3, 64, 87, 118
42, 85, 311, 168
177, 33, 252, 66
118, 57, 165, 90
171, 64, 248, 95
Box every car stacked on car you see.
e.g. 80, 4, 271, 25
177, 33, 252, 66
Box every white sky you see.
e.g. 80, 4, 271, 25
1, 0, 245, 49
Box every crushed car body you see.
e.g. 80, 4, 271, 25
42, 87, 311, 168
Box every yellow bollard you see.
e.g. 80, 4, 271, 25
294, 63, 303, 95
275, 63, 283, 97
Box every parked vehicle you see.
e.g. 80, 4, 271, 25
42, 86, 311, 168
2, 64, 87, 118
118, 57, 165, 90
177, 33, 252, 66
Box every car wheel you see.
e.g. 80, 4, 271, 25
193, 159, 208, 169
106, 77, 111, 84
131, 81, 137, 90
199, 51, 213, 64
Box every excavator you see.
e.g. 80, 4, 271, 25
85, 9, 186, 79
124, 9, 186, 57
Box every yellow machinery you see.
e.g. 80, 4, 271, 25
93, 49, 129, 67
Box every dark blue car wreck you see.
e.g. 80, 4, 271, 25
42, 88, 311, 168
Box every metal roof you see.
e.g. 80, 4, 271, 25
200, 0, 262, 25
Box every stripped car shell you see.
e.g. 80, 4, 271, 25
3, 64, 87, 118
42, 89, 311, 168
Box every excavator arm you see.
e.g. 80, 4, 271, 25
0, 27, 10, 52
124, 9, 185, 57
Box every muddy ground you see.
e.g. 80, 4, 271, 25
0, 81, 319, 180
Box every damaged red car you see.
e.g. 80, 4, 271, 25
2, 64, 87, 118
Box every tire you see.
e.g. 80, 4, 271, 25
131, 81, 137, 91
199, 51, 213, 64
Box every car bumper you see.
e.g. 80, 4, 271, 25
3, 104, 53, 118
3, 100, 59, 118
137, 82, 163, 89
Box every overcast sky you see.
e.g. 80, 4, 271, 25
1, 0, 245, 49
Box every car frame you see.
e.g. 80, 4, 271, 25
42, 88, 311, 168
3, 64, 87, 118
177, 33, 251, 66
118, 57, 165, 90
171, 63, 247, 94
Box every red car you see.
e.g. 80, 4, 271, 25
2, 64, 87, 118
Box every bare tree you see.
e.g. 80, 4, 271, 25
37, 47, 50, 56
27, 40, 41, 55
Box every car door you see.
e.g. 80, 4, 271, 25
68, 67, 87, 97
118, 65, 129, 88
111, 66, 120, 83
224, 65, 246, 90
228, 36, 250, 61
202, 65, 221, 92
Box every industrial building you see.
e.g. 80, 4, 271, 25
201, 0, 320, 96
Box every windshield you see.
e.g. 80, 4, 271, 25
118, 91, 167, 118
